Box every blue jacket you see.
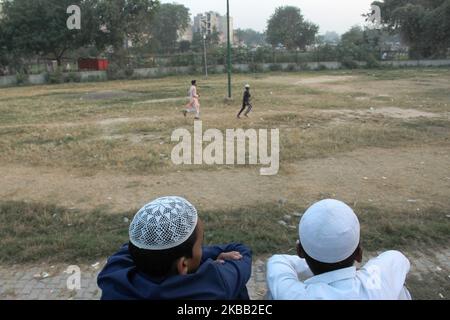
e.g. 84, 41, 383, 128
98, 243, 252, 300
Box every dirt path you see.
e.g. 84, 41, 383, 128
1, 145, 449, 213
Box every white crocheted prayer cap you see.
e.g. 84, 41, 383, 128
129, 196, 198, 250
299, 199, 360, 264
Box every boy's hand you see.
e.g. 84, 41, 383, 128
216, 251, 243, 264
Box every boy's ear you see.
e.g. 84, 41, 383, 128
355, 246, 363, 263
296, 241, 305, 259
176, 257, 189, 275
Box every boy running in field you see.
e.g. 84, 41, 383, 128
183, 80, 200, 120
237, 84, 253, 119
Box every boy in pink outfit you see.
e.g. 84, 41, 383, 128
183, 80, 200, 120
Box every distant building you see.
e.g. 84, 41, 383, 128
193, 12, 234, 45
178, 25, 194, 42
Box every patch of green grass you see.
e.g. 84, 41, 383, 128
0, 201, 131, 265
1, 201, 448, 265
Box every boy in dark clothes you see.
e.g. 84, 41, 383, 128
237, 84, 253, 119
98, 196, 252, 300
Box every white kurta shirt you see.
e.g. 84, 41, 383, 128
267, 251, 412, 300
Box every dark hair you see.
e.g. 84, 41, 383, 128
303, 247, 360, 276
129, 225, 198, 278
191, 80, 196, 85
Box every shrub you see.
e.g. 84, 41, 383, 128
341, 58, 359, 69
188, 65, 199, 74
285, 64, 296, 72
107, 62, 126, 80
16, 72, 28, 85
269, 63, 283, 72
124, 67, 134, 78
365, 54, 381, 69
86, 74, 105, 82
249, 62, 264, 73
66, 72, 81, 83
298, 62, 310, 71
48, 68, 64, 84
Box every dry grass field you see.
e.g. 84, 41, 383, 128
0, 68, 449, 298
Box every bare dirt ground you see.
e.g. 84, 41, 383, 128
1, 144, 449, 213
323, 107, 441, 120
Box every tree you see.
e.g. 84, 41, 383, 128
0, 0, 159, 66
235, 29, 266, 47
1, 0, 99, 66
337, 26, 385, 67
178, 40, 191, 53
341, 26, 366, 46
266, 6, 319, 50
95, 0, 160, 50
322, 31, 341, 45
149, 3, 190, 53
191, 28, 220, 52
372, 0, 450, 58
209, 26, 221, 47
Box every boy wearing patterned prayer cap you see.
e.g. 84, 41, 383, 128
267, 199, 412, 300
98, 196, 252, 300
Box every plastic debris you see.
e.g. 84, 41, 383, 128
278, 198, 287, 207
34, 272, 50, 279
278, 220, 287, 227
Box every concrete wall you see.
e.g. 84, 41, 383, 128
380, 59, 450, 67
78, 71, 107, 82
133, 59, 450, 76
133, 62, 342, 76
1, 59, 450, 87
0, 75, 17, 87
0, 71, 107, 87
28, 74, 47, 85
133, 66, 191, 78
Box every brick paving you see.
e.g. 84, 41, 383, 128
0, 258, 268, 300
1, 249, 448, 300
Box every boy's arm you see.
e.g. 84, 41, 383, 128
267, 255, 311, 300
202, 243, 250, 262
361, 250, 411, 299
206, 244, 252, 299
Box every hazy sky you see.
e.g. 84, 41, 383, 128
161, 0, 375, 34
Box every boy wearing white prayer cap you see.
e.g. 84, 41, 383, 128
267, 199, 412, 300
98, 196, 252, 300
